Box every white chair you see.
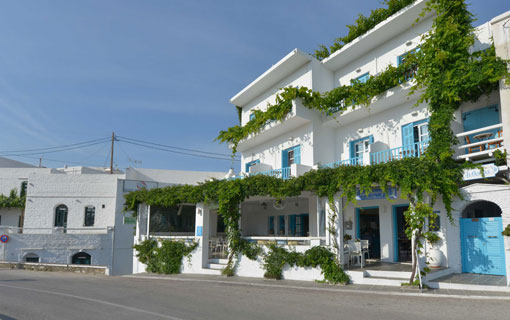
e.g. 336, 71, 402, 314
350, 241, 364, 269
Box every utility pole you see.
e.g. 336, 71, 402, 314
110, 132, 115, 174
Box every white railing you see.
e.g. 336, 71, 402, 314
456, 123, 504, 160
243, 236, 324, 246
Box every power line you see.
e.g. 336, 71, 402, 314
0, 137, 110, 153
117, 135, 239, 158
8, 155, 105, 167
118, 140, 240, 162
0, 140, 109, 157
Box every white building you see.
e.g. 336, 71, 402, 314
134, 1, 510, 288
0, 158, 226, 275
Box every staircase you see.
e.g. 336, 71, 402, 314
201, 258, 228, 275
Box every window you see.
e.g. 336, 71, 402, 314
282, 145, 301, 168
353, 72, 370, 84
349, 136, 373, 163
249, 113, 256, 121
268, 216, 275, 235
20, 181, 28, 197
319, 210, 326, 237
217, 215, 226, 233
54, 205, 68, 228
72, 252, 91, 265
398, 48, 420, 81
149, 205, 196, 234
84, 206, 95, 227
402, 119, 429, 147
245, 159, 260, 173
24, 253, 39, 263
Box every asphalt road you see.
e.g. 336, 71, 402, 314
0, 269, 508, 320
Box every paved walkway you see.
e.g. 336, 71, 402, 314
432, 273, 507, 286
124, 272, 510, 299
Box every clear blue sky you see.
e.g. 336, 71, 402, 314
0, 1, 508, 172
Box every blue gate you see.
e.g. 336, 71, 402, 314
460, 217, 506, 276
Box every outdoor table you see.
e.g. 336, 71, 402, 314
473, 132, 493, 141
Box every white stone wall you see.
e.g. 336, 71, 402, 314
0, 227, 114, 270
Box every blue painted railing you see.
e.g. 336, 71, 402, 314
321, 157, 364, 168
370, 140, 429, 165
254, 167, 291, 180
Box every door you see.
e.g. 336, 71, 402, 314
393, 205, 412, 262
356, 207, 380, 259
460, 217, 506, 276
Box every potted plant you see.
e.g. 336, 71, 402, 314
343, 234, 352, 242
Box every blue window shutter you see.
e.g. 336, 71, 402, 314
349, 140, 356, 159
282, 149, 289, 168
289, 215, 296, 236
245, 159, 260, 173
401, 123, 414, 147
278, 215, 285, 235
249, 113, 255, 121
357, 73, 370, 84
294, 145, 301, 165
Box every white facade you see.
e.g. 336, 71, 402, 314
0, 159, 226, 276
133, 2, 510, 286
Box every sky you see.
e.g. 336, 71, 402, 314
0, 0, 508, 173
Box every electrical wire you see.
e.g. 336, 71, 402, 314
7, 155, 105, 167
117, 135, 239, 158
0, 137, 110, 153
0, 140, 109, 157
118, 140, 240, 162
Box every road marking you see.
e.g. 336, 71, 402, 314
123, 275, 510, 301
0, 283, 187, 320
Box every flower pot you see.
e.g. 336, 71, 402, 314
428, 248, 443, 268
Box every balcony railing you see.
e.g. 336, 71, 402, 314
254, 167, 291, 179
322, 157, 364, 168
456, 123, 503, 162
370, 140, 429, 165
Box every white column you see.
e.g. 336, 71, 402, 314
491, 13, 510, 164
195, 203, 210, 268
325, 195, 343, 264
146, 205, 151, 239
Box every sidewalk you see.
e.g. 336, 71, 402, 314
123, 272, 510, 300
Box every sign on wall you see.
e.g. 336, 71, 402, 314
356, 187, 398, 201
123, 180, 158, 192
462, 164, 499, 181
196, 226, 203, 236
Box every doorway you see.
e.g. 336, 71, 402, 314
356, 207, 380, 259
54, 204, 68, 232
393, 205, 412, 262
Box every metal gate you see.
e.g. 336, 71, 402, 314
460, 217, 506, 276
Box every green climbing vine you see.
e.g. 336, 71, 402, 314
134, 238, 198, 274
126, 0, 510, 285
0, 189, 25, 209
263, 244, 349, 283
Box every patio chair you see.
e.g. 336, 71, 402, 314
465, 136, 484, 153
350, 241, 364, 269
488, 130, 503, 149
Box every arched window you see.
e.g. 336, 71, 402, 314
84, 206, 95, 227
24, 253, 39, 263
20, 181, 28, 197
462, 201, 502, 219
71, 252, 91, 265
54, 205, 68, 228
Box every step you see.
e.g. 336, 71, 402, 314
361, 276, 406, 287
426, 281, 510, 292
198, 268, 222, 276
364, 269, 412, 279
206, 263, 227, 270
208, 258, 228, 264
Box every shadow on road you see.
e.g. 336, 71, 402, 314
0, 314, 17, 320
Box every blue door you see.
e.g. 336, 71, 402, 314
460, 217, 506, 276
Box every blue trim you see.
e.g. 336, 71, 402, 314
245, 159, 260, 173
282, 145, 301, 168
349, 135, 373, 159
249, 113, 255, 121
392, 204, 409, 262
355, 72, 370, 84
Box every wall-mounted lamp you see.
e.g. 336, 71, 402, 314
261, 202, 267, 210
357, 128, 364, 134
406, 40, 413, 46
411, 111, 419, 117
356, 68, 362, 73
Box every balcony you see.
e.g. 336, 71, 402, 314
370, 140, 429, 165
253, 167, 292, 180
321, 157, 364, 168
455, 123, 504, 163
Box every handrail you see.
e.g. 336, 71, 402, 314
243, 236, 323, 240
456, 123, 502, 138
253, 167, 291, 179
370, 140, 429, 165
321, 157, 363, 168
